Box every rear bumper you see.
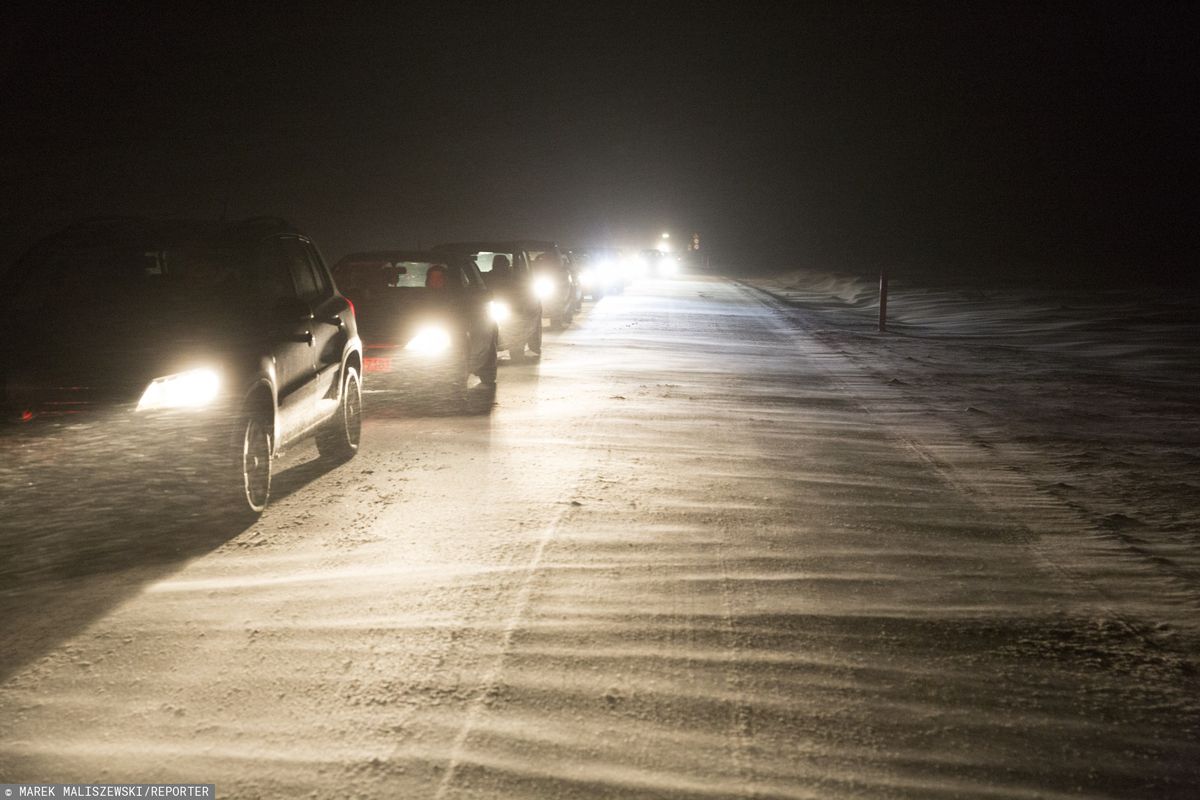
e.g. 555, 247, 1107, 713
363, 347, 465, 387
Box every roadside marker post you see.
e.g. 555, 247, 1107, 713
879, 269, 889, 332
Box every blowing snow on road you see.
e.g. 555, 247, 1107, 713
2, 277, 1198, 798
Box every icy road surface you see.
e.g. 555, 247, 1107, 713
2, 277, 1198, 798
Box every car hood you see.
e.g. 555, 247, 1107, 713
0, 304, 259, 416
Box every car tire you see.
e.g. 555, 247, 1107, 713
232, 411, 272, 517
527, 317, 543, 357
477, 335, 498, 385
317, 366, 362, 462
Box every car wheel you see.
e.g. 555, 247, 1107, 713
527, 317, 543, 357
236, 412, 272, 516
317, 366, 362, 462
477, 334, 498, 385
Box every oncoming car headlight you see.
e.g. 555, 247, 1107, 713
405, 326, 452, 355
487, 300, 511, 323
580, 269, 596, 288
532, 275, 556, 301
136, 368, 221, 411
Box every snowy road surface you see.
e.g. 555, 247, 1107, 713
2, 276, 1198, 798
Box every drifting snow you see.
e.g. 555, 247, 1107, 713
1, 275, 1197, 797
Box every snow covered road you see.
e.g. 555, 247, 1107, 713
2, 276, 1198, 798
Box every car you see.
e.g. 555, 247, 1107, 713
331, 250, 498, 405
0, 216, 363, 517
570, 247, 627, 299
638, 248, 673, 277
518, 241, 577, 327
434, 241, 543, 360
559, 249, 585, 312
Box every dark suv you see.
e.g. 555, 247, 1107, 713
0, 217, 363, 516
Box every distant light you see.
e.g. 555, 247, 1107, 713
661, 232, 670, 239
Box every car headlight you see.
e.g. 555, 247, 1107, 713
405, 326, 452, 355
532, 275, 556, 300
580, 269, 595, 288
660, 258, 679, 276
136, 368, 221, 411
487, 300, 511, 323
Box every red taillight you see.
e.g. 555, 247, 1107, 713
20, 410, 33, 422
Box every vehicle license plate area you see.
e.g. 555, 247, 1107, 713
364, 357, 393, 374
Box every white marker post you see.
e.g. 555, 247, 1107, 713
879, 269, 889, 332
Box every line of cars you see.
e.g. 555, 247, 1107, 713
0, 220, 630, 519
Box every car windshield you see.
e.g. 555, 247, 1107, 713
467, 251, 513, 275
527, 249, 563, 270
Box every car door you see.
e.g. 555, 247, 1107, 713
259, 237, 317, 443
456, 259, 493, 369
298, 239, 351, 423
508, 248, 539, 335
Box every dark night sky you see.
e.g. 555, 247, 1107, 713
2, 2, 1196, 283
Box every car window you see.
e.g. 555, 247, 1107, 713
471, 251, 514, 275
460, 259, 486, 289
447, 262, 471, 288
511, 251, 530, 276
10, 243, 257, 316
255, 241, 299, 302
529, 249, 562, 271
335, 259, 460, 292
276, 238, 322, 301
302, 241, 332, 297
